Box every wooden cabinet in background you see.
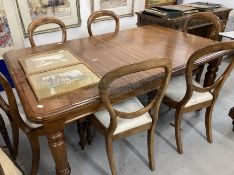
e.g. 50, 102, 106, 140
136, 7, 232, 39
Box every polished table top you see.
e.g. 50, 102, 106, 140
4, 25, 216, 124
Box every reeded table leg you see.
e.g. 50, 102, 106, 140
44, 121, 71, 175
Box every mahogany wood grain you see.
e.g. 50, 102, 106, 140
3, 25, 217, 174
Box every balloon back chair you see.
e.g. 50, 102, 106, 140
183, 12, 222, 83
87, 10, 119, 36
163, 41, 234, 154
28, 17, 67, 47
91, 58, 172, 175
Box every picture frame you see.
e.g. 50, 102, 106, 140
145, 0, 177, 8
28, 64, 100, 100
15, 0, 81, 36
91, 0, 135, 18
19, 49, 81, 75
0, 0, 24, 57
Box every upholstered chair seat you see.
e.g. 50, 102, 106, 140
19, 111, 42, 129
0, 147, 22, 175
94, 97, 152, 135
165, 75, 213, 107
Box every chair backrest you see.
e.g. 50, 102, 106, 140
182, 41, 234, 105
98, 58, 172, 134
0, 73, 27, 131
183, 12, 222, 41
28, 17, 67, 47
87, 10, 120, 36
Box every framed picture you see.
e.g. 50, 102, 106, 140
28, 64, 100, 100
145, 0, 177, 8
0, 0, 24, 57
15, 0, 81, 36
91, 0, 135, 18
19, 49, 81, 74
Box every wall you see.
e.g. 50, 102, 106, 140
3, 0, 234, 47
24, 0, 146, 47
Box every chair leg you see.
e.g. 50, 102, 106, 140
205, 106, 213, 143
0, 115, 14, 157
10, 119, 19, 158
27, 132, 40, 175
105, 136, 117, 175
175, 109, 183, 154
147, 129, 155, 171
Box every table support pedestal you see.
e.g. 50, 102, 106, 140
229, 107, 234, 132
204, 58, 222, 87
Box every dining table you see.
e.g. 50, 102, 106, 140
3, 25, 220, 175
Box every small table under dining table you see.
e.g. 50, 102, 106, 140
3, 25, 218, 175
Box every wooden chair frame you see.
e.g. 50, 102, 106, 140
183, 12, 222, 41
91, 58, 172, 175
28, 17, 67, 47
0, 113, 14, 156
87, 10, 120, 37
183, 12, 223, 83
163, 41, 234, 154
0, 72, 44, 175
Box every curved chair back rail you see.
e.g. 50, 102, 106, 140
0, 72, 43, 174
183, 42, 234, 105
98, 58, 172, 134
183, 12, 222, 41
87, 10, 120, 36
0, 73, 29, 133
28, 17, 67, 47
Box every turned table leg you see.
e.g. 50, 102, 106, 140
204, 58, 222, 87
229, 107, 234, 132
77, 118, 92, 150
85, 118, 92, 145
77, 119, 86, 150
44, 121, 71, 175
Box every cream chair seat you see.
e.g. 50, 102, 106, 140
19, 112, 42, 129
94, 97, 152, 135
0, 147, 23, 175
165, 75, 213, 107
15, 93, 42, 129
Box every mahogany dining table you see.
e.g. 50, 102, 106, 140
3, 25, 218, 175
